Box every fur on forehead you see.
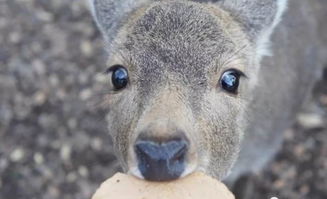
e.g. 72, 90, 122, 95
90, 0, 287, 70
112, 1, 253, 80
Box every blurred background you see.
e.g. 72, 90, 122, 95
0, 0, 326, 199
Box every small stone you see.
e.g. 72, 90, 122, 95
34, 152, 44, 165
78, 73, 88, 85
36, 10, 54, 22
319, 94, 327, 106
95, 73, 107, 84
299, 185, 310, 194
9, 32, 22, 44
297, 113, 324, 128
78, 166, 89, 177
42, 166, 54, 179
80, 89, 92, 101
38, 114, 55, 128
60, 144, 71, 161
273, 179, 285, 189
294, 145, 305, 157
51, 140, 61, 150
67, 172, 77, 183
31, 42, 42, 54
80, 40, 93, 57
68, 118, 77, 130
0, 18, 7, 29
32, 59, 46, 76
10, 148, 25, 162
285, 166, 296, 179
284, 129, 294, 140
33, 91, 47, 105
0, 105, 13, 125
48, 186, 60, 198
91, 138, 103, 151
49, 74, 59, 87
0, 159, 8, 170
56, 89, 67, 100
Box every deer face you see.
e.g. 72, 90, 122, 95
90, 0, 287, 181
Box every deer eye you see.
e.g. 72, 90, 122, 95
107, 65, 129, 90
220, 69, 244, 94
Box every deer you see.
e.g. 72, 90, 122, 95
87, 0, 327, 186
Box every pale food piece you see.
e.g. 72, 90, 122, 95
92, 172, 235, 199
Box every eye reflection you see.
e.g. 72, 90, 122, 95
107, 65, 129, 90
220, 69, 242, 94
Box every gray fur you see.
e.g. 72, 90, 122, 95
89, 0, 327, 182
228, 0, 327, 182
88, 0, 148, 51
217, 0, 286, 38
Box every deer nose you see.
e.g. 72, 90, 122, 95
134, 137, 189, 181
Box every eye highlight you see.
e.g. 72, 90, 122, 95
107, 65, 129, 90
219, 69, 244, 94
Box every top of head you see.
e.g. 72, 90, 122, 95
89, 0, 287, 60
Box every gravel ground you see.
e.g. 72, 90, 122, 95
0, 1, 326, 199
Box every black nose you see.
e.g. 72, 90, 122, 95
135, 137, 188, 181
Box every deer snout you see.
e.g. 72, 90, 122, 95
134, 136, 189, 181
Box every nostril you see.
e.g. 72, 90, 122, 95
166, 140, 187, 162
135, 141, 163, 161
171, 142, 187, 162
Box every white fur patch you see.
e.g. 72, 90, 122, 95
181, 163, 198, 178
127, 167, 144, 179
255, 0, 288, 62
86, 0, 96, 16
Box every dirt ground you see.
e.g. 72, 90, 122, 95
0, 1, 326, 199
